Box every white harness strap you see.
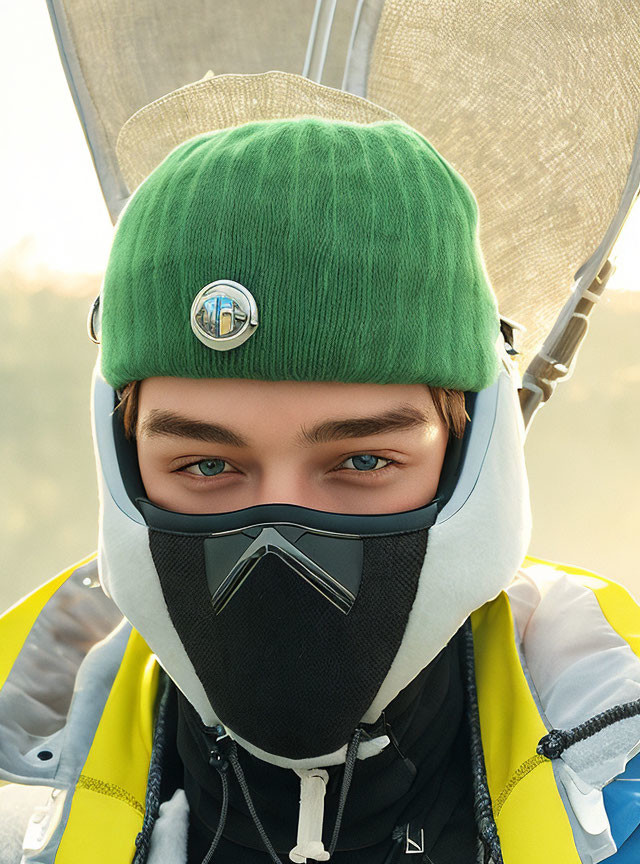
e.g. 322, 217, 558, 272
289, 768, 330, 863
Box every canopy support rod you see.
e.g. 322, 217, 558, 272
519, 259, 616, 430
342, 0, 366, 91
519, 114, 640, 432
341, 0, 387, 96
302, 0, 339, 83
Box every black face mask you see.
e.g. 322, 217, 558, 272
143, 500, 434, 760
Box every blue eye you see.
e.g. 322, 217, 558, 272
183, 459, 227, 477
343, 454, 390, 472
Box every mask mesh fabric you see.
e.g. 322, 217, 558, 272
149, 528, 427, 759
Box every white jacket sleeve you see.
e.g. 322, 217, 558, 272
0, 784, 52, 864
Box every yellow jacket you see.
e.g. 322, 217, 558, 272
1, 554, 639, 863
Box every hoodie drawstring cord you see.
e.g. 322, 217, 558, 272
227, 741, 284, 863
202, 734, 284, 864
328, 727, 363, 856
202, 726, 364, 864
200, 742, 230, 864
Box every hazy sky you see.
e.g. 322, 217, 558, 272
1, 1, 639, 289
1, 2, 113, 274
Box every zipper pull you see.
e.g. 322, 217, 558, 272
289, 768, 331, 863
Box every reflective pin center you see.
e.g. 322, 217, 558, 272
190, 280, 258, 351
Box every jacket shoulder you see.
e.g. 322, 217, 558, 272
514, 554, 640, 649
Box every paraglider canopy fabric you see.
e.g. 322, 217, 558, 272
47, 0, 640, 371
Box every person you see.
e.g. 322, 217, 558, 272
1, 116, 639, 864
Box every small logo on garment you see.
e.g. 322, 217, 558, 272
190, 280, 259, 351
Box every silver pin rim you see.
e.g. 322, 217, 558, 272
87, 294, 101, 344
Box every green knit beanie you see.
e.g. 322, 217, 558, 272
101, 117, 501, 391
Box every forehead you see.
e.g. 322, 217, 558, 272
137, 376, 435, 422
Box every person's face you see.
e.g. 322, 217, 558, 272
136, 377, 449, 515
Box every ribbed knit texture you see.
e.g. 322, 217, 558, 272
101, 117, 501, 391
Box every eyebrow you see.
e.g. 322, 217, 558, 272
297, 404, 432, 445
138, 404, 433, 448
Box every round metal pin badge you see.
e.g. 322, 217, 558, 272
190, 280, 259, 351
